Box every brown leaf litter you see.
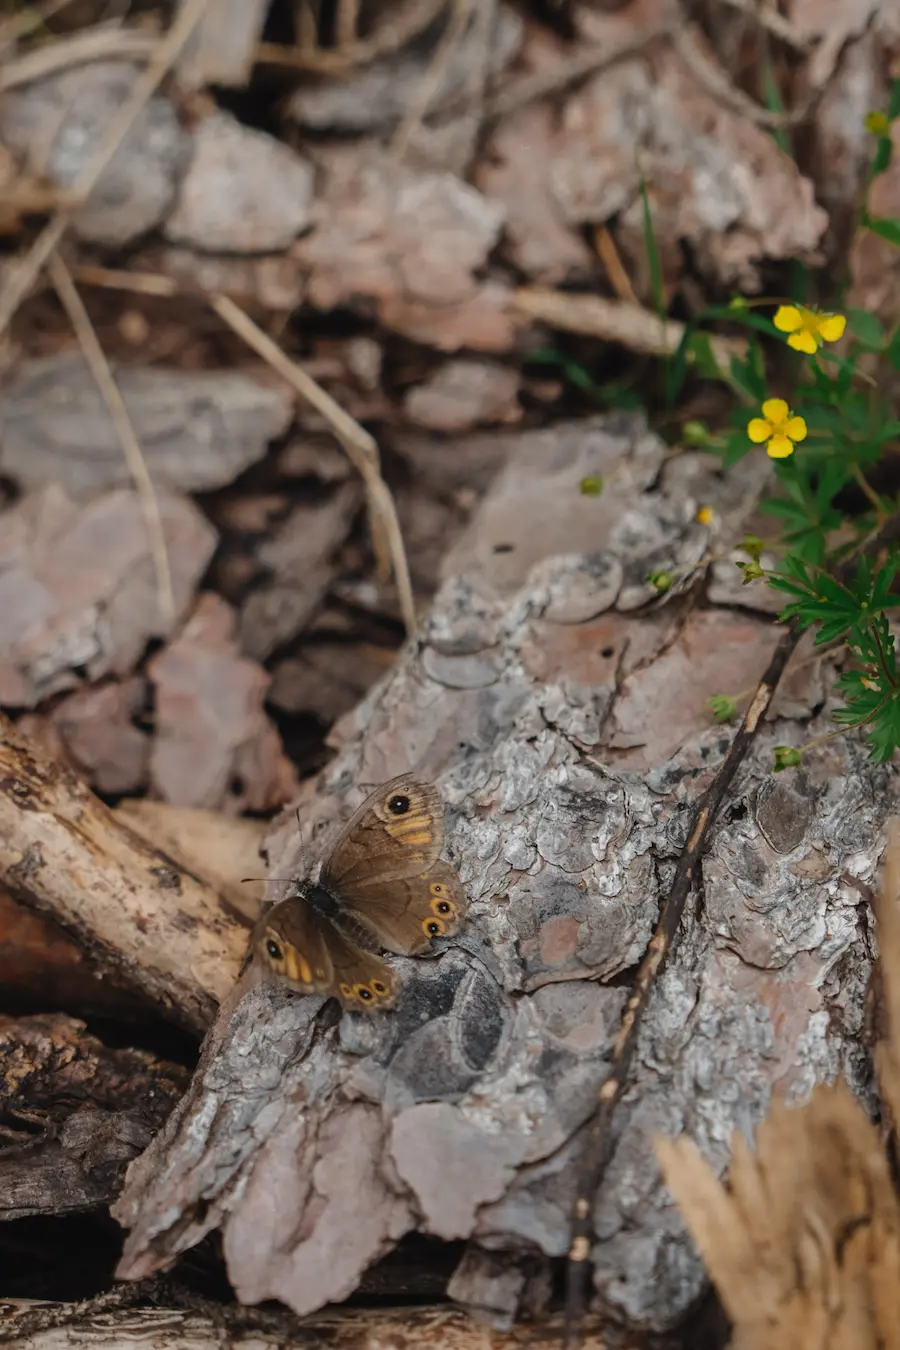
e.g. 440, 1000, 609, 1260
656, 823, 900, 1350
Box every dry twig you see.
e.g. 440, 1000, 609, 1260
47, 252, 175, 624
515, 287, 747, 368
256, 0, 447, 75
0, 25, 158, 93
391, 0, 476, 162
0, 0, 211, 338
210, 294, 415, 636
66, 264, 416, 638
0, 712, 248, 1033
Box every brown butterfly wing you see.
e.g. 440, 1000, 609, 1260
336, 858, 467, 957
321, 774, 444, 891
256, 898, 398, 1012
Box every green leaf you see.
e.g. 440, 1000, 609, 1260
639, 176, 666, 319
868, 216, 900, 248
846, 307, 885, 348
708, 694, 739, 724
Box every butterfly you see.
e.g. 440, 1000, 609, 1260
254, 774, 466, 1013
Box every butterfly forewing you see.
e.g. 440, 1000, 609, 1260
321, 774, 444, 891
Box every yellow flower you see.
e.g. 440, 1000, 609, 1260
747, 398, 807, 460
773, 304, 846, 355
865, 110, 890, 136
696, 505, 715, 526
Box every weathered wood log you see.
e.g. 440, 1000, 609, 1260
0, 718, 249, 1033
0, 1014, 188, 1220
0, 1302, 617, 1349
105, 416, 894, 1329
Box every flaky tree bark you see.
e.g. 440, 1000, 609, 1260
12, 414, 891, 1331
0, 1014, 188, 1219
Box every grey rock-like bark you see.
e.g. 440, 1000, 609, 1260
114, 414, 894, 1330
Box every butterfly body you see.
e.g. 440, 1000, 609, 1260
255, 775, 466, 1013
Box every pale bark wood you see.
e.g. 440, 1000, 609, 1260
0, 714, 248, 1033
174, 0, 270, 89
0, 1013, 187, 1220
0, 1303, 617, 1349
113, 414, 895, 1332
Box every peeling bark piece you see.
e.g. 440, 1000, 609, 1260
0, 352, 294, 497
0, 710, 248, 1031
288, 7, 523, 132
604, 610, 823, 769
403, 361, 521, 432
50, 679, 149, 796
0, 63, 187, 246
0, 486, 217, 709
160, 247, 307, 312
0, 1012, 187, 1219
480, 21, 827, 293
165, 110, 315, 253
390, 1103, 521, 1239
238, 483, 362, 661
440, 414, 665, 596
295, 154, 514, 352
114, 414, 894, 1330
149, 593, 298, 813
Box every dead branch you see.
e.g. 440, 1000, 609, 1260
0, 1303, 616, 1349
0, 1013, 187, 1219
0, 713, 248, 1033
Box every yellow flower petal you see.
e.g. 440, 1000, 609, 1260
787, 330, 818, 355
767, 435, 795, 459
761, 398, 789, 423
747, 418, 771, 443
773, 305, 802, 333
817, 314, 846, 342
785, 416, 807, 442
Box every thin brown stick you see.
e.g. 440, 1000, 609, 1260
0, 0, 77, 52
715, 0, 810, 50
209, 293, 416, 637
514, 287, 747, 368
336, 0, 362, 47
256, 0, 447, 74
391, 0, 475, 162
0, 0, 211, 339
0, 25, 158, 93
73, 258, 415, 631
47, 252, 175, 623
671, 26, 812, 129
563, 618, 803, 1350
